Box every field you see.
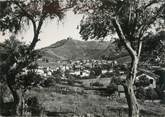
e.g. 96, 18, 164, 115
25, 78, 165, 117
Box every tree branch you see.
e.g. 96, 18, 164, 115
137, 37, 143, 58
136, 3, 165, 57
111, 17, 137, 59
11, 0, 37, 38
29, 14, 46, 50
143, 0, 160, 10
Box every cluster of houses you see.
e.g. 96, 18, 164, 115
35, 59, 160, 88
25, 58, 165, 100
35, 59, 117, 79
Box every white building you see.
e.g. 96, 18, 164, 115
136, 73, 157, 89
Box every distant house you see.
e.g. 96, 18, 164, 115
69, 69, 90, 78
109, 68, 113, 73
47, 71, 52, 76
136, 71, 157, 89
70, 70, 81, 76
36, 69, 45, 76
80, 70, 90, 77
60, 65, 70, 71
102, 69, 108, 74
119, 71, 125, 75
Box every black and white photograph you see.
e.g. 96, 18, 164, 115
0, 0, 165, 117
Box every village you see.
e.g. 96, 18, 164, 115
34, 58, 161, 100
1, 51, 164, 116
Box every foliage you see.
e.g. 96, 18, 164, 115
25, 96, 43, 116
0, 0, 75, 115
52, 69, 62, 77
136, 87, 159, 100
42, 76, 56, 87
0, 36, 42, 116
67, 79, 75, 86
91, 65, 102, 76
74, 1, 165, 116
16, 70, 42, 91
106, 83, 118, 95
0, 36, 41, 89
0, 0, 75, 34
136, 87, 146, 100
146, 88, 159, 100
75, 0, 165, 42
100, 64, 111, 71
135, 76, 150, 87
141, 31, 165, 65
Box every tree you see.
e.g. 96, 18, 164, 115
74, 0, 165, 117
0, 36, 42, 115
0, 0, 75, 115
141, 31, 165, 65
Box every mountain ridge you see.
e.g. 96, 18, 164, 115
40, 39, 113, 61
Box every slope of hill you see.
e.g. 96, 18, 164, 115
40, 39, 114, 61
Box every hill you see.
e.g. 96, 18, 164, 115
40, 39, 118, 61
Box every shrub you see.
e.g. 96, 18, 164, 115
68, 79, 75, 86
146, 88, 159, 100
135, 76, 150, 87
136, 87, 159, 100
42, 77, 55, 87
26, 96, 44, 116
52, 70, 62, 78
106, 83, 118, 95
136, 87, 146, 100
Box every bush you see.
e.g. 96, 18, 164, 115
146, 88, 159, 100
68, 79, 75, 86
26, 96, 44, 116
52, 70, 62, 78
42, 77, 55, 87
136, 87, 146, 100
106, 83, 118, 95
135, 76, 150, 87
136, 87, 159, 100
111, 77, 123, 85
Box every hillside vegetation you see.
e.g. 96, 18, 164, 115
40, 39, 129, 62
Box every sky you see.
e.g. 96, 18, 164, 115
0, 10, 83, 49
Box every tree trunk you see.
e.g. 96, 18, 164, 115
124, 81, 139, 117
29, 35, 39, 51
124, 57, 139, 117
7, 75, 21, 115
0, 83, 4, 114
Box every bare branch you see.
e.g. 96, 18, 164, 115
111, 17, 137, 59
29, 13, 46, 50
143, 0, 161, 10
137, 38, 143, 58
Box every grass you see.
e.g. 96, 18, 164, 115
1, 76, 165, 117
28, 90, 122, 116
25, 80, 165, 117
